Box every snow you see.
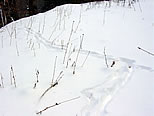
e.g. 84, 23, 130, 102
0, 0, 154, 116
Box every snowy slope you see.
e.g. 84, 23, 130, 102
0, 0, 154, 116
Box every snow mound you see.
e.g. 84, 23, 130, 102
0, 1, 153, 116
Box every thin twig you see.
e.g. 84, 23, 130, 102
36, 96, 80, 115
138, 47, 154, 56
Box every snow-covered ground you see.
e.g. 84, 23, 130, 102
0, 0, 153, 116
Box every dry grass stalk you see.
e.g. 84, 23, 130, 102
66, 58, 71, 68
138, 47, 154, 56
61, 40, 64, 50
38, 43, 40, 49
111, 61, 115, 67
48, 22, 59, 40
33, 70, 39, 89
58, 9, 62, 30
27, 39, 32, 48
39, 71, 64, 100
63, 21, 75, 64
26, 17, 33, 40
72, 61, 76, 75
66, 43, 73, 68
10, 66, 17, 88
31, 43, 34, 50
104, 47, 109, 68
15, 41, 19, 56
36, 96, 80, 115
5, 26, 13, 46
42, 14, 46, 34
55, 71, 64, 82
33, 48, 36, 57
51, 56, 57, 84
1, 36, 3, 48
81, 51, 90, 67
74, 34, 84, 64
14, 23, 17, 39
73, 34, 84, 74
103, 3, 107, 25
38, 21, 41, 33
138, 0, 142, 12
12, 75, 17, 88
0, 9, 4, 26
30, 42, 36, 57
74, 7, 82, 33
0, 73, 4, 88
79, 34, 84, 50
10, 71, 12, 85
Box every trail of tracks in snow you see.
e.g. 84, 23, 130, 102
81, 61, 133, 116
27, 29, 153, 116
29, 29, 136, 116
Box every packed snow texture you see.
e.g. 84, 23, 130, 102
0, 0, 153, 116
